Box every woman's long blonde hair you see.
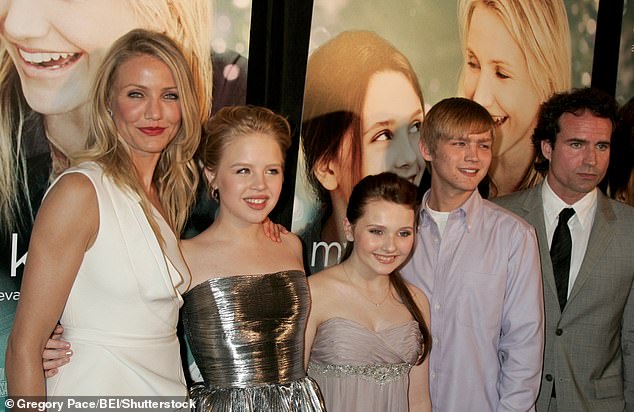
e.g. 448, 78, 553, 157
459, 0, 571, 102
0, 0, 212, 235
78, 29, 201, 237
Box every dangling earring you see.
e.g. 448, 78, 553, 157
211, 187, 219, 201
107, 108, 113, 117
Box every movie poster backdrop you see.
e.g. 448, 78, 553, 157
292, 0, 600, 274
0, 0, 251, 403
0, 0, 627, 402
617, 0, 633, 104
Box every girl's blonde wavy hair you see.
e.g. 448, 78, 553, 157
0, 0, 212, 235
77, 29, 201, 238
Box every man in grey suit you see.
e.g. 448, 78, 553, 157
495, 87, 634, 411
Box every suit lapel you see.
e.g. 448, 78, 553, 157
566, 193, 616, 307
521, 186, 559, 302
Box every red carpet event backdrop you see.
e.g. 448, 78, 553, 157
0, 0, 630, 406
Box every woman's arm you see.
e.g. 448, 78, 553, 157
408, 354, 431, 412
6, 173, 98, 399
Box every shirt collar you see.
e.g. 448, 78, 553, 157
420, 189, 481, 233
541, 179, 597, 230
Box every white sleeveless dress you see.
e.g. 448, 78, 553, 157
46, 162, 190, 397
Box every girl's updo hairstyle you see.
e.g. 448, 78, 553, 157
344, 172, 430, 363
200, 105, 291, 175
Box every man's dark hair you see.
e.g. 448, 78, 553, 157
533, 87, 618, 172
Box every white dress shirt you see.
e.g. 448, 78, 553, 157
542, 180, 597, 298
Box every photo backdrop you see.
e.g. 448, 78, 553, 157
0, 0, 629, 402
292, 0, 603, 274
617, 0, 633, 104
0, 0, 251, 403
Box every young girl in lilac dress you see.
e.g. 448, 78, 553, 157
306, 172, 432, 412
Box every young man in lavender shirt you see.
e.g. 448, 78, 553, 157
402, 97, 544, 412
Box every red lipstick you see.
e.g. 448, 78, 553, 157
139, 127, 165, 136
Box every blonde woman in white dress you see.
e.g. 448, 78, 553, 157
6, 29, 201, 400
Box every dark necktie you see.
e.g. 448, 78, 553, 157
550, 208, 575, 311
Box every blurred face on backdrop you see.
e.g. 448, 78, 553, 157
333, 70, 425, 202
361, 70, 425, 186
0, 0, 140, 115
462, 3, 541, 160
111, 54, 182, 163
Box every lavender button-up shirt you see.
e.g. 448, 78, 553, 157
402, 190, 544, 412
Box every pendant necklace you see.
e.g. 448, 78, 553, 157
342, 264, 391, 309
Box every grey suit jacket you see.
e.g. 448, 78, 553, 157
495, 185, 634, 412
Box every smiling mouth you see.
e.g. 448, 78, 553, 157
18, 48, 81, 69
139, 127, 166, 136
244, 198, 269, 210
491, 115, 508, 128
245, 198, 266, 204
459, 168, 479, 175
373, 254, 398, 264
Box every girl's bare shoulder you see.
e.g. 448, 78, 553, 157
308, 264, 346, 291
280, 231, 302, 252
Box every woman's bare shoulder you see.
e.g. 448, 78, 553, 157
39, 172, 98, 222
308, 264, 345, 289
279, 231, 304, 259
49, 172, 95, 198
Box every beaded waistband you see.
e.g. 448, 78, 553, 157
308, 361, 411, 385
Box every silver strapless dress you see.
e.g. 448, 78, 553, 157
182, 271, 326, 412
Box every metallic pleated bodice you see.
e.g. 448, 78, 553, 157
182, 271, 310, 389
